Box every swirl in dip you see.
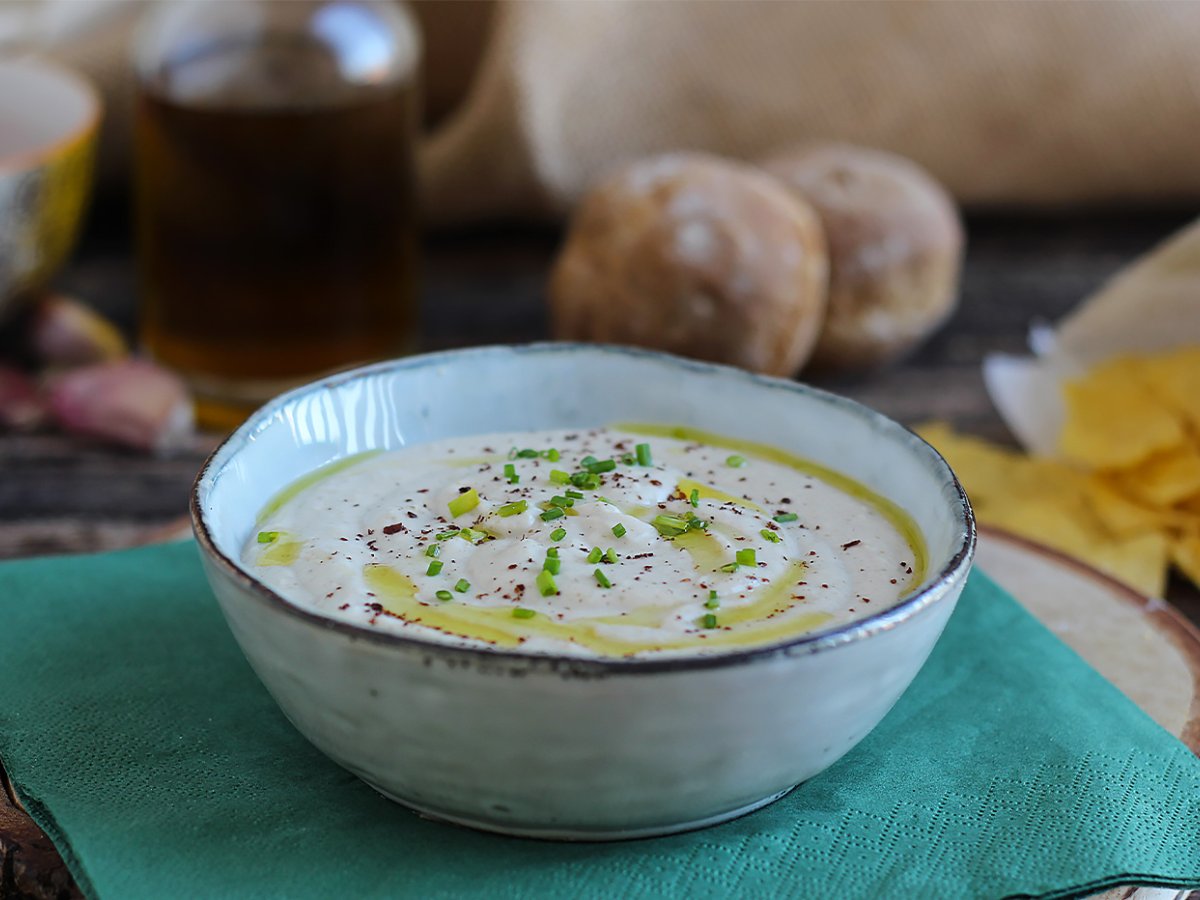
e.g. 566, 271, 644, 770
244, 425, 925, 658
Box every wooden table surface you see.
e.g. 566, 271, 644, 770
3, 205, 1200, 897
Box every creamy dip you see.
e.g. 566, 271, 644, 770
244, 425, 925, 658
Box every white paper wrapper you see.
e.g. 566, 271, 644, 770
984, 217, 1200, 457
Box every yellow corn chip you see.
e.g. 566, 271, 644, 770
1098, 531, 1170, 598
1059, 356, 1187, 469
1112, 442, 1200, 507
1136, 346, 1200, 431
1082, 475, 1181, 538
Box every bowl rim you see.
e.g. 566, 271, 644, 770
0, 55, 102, 174
191, 343, 976, 674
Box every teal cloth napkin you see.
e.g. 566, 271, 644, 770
0, 542, 1198, 899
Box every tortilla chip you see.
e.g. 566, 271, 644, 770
1136, 346, 1200, 431
1082, 475, 1183, 538
1098, 531, 1170, 598
1058, 356, 1187, 469
1112, 442, 1200, 507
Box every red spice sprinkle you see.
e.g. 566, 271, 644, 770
338, 603, 350, 610
382, 523, 406, 535
406, 511, 418, 519
841, 540, 861, 550
889, 578, 898, 584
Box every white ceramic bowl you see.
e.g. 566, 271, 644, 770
192, 344, 975, 840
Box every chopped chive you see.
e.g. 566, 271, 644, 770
549, 469, 571, 485
703, 613, 719, 629
512, 607, 536, 619
719, 562, 739, 573
550, 527, 567, 542
497, 499, 528, 517
635, 442, 653, 466
543, 557, 562, 575
705, 594, 720, 609
652, 514, 690, 536
435, 529, 459, 540
435, 590, 453, 602
709, 589, 718, 600
587, 547, 603, 564
256, 531, 279, 544
689, 488, 700, 507
540, 507, 565, 522
536, 570, 557, 596
458, 528, 489, 544
503, 463, 519, 484
516, 449, 538, 458
547, 547, 560, 558
586, 458, 617, 474
425, 544, 441, 558
604, 548, 618, 564
541, 448, 561, 462
735, 548, 757, 567
569, 471, 601, 490
726, 455, 746, 468
581, 455, 598, 468
621, 453, 635, 465
761, 529, 781, 543
454, 579, 471, 593
594, 568, 612, 588
773, 512, 799, 523
426, 560, 444, 576
448, 488, 480, 518
611, 523, 627, 538
565, 489, 584, 500
550, 495, 574, 509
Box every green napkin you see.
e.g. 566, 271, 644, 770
0, 542, 1198, 900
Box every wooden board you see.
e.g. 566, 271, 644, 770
2, 525, 1198, 898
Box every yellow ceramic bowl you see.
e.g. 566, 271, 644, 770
0, 56, 101, 317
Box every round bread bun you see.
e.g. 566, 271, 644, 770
762, 143, 964, 370
549, 152, 828, 377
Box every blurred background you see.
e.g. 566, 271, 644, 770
3, 0, 1200, 568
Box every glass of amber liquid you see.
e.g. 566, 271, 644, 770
134, 1, 420, 430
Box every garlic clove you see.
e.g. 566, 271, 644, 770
48, 359, 194, 454
0, 365, 48, 431
30, 293, 129, 367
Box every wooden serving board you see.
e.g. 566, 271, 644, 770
2, 526, 1198, 899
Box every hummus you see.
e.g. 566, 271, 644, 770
244, 425, 925, 658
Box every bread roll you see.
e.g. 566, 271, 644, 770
763, 143, 963, 370
549, 153, 828, 377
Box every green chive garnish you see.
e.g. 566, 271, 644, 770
516, 449, 538, 458
256, 531, 279, 544
425, 544, 440, 558
454, 579, 470, 593
621, 453, 635, 465
547, 547, 559, 558
543, 557, 562, 575
565, 489, 584, 500
550, 469, 571, 485
705, 596, 720, 609
541, 448, 561, 462
761, 529, 781, 543
587, 547, 603, 564
540, 507, 565, 522
497, 500, 528, 517
426, 560, 444, 576
726, 455, 746, 468
458, 528, 489, 544
594, 568, 612, 588
719, 562, 739, 573
512, 607, 536, 619
550, 527, 567, 542
703, 613, 719, 629
604, 548, 618, 564
503, 463, 519, 484
587, 459, 617, 474
581, 455, 598, 468
436, 590, 453, 601
448, 488, 480, 518
612, 523, 627, 538
652, 514, 690, 536
569, 471, 601, 490
550, 495, 573, 509
536, 570, 557, 596
774, 512, 798, 523
689, 488, 700, 507
435, 530, 458, 540
635, 443, 652, 466
735, 548, 757, 566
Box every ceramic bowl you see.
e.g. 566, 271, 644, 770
192, 344, 975, 840
0, 56, 100, 316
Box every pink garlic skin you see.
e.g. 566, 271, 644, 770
48, 359, 194, 454
30, 294, 129, 367
0, 365, 48, 431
